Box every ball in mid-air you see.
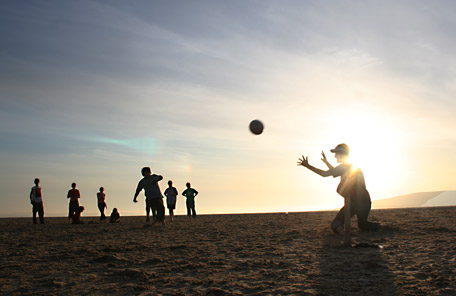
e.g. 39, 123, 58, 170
249, 119, 264, 135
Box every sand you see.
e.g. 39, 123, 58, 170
1, 207, 455, 295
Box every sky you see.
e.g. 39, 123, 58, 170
1, 0, 455, 217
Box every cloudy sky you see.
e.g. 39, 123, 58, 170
1, 0, 455, 217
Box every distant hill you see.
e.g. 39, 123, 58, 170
372, 191, 456, 209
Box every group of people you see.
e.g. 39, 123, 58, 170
29, 166, 198, 226
30, 143, 380, 236
29, 179, 120, 225
66, 182, 120, 224
133, 166, 199, 225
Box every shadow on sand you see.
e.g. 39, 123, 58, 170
315, 230, 397, 295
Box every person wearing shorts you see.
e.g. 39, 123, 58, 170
298, 144, 380, 234
164, 180, 178, 221
133, 167, 165, 225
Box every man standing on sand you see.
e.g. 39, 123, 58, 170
182, 182, 198, 220
297, 143, 380, 234
67, 183, 80, 223
133, 167, 165, 225
30, 178, 45, 224
164, 180, 178, 221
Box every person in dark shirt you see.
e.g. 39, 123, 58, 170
182, 182, 198, 220
133, 167, 165, 225
164, 180, 178, 221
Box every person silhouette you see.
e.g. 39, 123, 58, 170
298, 143, 379, 234
97, 187, 107, 221
182, 182, 198, 220
133, 167, 165, 225
67, 183, 80, 223
164, 180, 178, 221
110, 208, 120, 223
71, 206, 85, 224
30, 178, 45, 224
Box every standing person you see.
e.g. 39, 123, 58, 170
297, 143, 380, 234
97, 187, 107, 221
29, 178, 45, 224
133, 167, 165, 225
164, 180, 178, 221
67, 183, 80, 223
182, 182, 198, 220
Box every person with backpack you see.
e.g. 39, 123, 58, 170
297, 143, 380, 234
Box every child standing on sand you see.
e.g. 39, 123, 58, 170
164, 180, 178, 221
298, 143, 380, 234
182, 182, 198, 220
97, 187, 107, 221
30, 178, 45, 224
67, 183, 80, 223
133, 167, 165, 225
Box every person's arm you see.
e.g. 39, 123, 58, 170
133, 182, 142, 203
321, 151, 334, 170
30, 188, 34, 204
67, 190, 70, 199
152, 174, 163, 182
297, 155, 332, 177
77, 190, 80, 199
194, 190, 199, 197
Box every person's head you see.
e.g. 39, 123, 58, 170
99, 187, 104, 192
330, 143, 350, 163
78, 206, 84, 213
186, 182, 191, 188
141, 167, 151, 177
71, 183, 77, 189
34, 178, 40, 185
168, 180, 173, 187
112, 208, 118, 213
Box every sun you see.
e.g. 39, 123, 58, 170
323, 110, 405, 198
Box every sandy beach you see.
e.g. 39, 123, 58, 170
1, 207, 455, 295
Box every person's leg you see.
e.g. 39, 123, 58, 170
145, 200, 151, 221
38, 203, 44, 224
69, 201, 78, 222
32, 203, 38, 224
98, 203, 103, 220
356, 200, 379, 231
158, 199, 165, 223
192, 203, 196, 219
331, 207, 346, 235
186, 200, 191, 220
169, 204, 174, 221
101, 203, 106, 220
